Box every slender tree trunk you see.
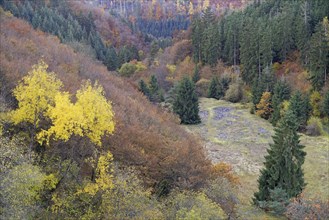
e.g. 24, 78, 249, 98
29, 110, 37, 161
325, 67, 327, 86
233, 29, 236, 67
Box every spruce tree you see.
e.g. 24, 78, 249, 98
138, 79, 150, 99
322, 91, 329, 118
173, 77, 201, 124
271, 80, 291, 126
105, 47, 118, 71
289, 91, 311, 130
308, 21, 329, 91
150, 41, 159, 64
208, 77, 218, 99
208, 77, 224, 100
252, 77, 266, 106
191, 17, 203, 63
192, 65, 200, 83
254, 110, 306, 206
149, 75, 164, 102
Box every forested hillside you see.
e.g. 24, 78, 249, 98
0, 0, 328, 219
0, 7, 221, 219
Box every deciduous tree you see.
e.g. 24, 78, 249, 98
38, 81, 115, 146
10, 60, 62, 158
256, 92, 273, 120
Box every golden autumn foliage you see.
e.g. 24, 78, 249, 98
310, 91, 322, 117
1, 13, 211, 192
165, 190, 227, 219
210, 162, 240, 185
256, 92, 273, 120
10, 60, 62, 127
78, 151, 114, 196
100, 166, 164, 219
0, 163, 58, 219
9, 59, 115, 147
38, 81, 115, 146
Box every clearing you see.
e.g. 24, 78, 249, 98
185, 98, 329, 219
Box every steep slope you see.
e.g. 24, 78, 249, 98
0, 10, 211, 190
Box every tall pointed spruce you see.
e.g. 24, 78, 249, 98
173, 77, 201, 124
254, 110, 306, 206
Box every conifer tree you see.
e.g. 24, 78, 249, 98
201, 24, 219, 66
271, 80, 291, 126
149, 75, 159, 95
192, 65, 200, 83
208, 77, 224, 100
173, 77, 201, 124
191, 17, 203, 63
308, 20, 329, 91
105, 47, 118, 71
254, 110, 306, 206
322, 90, 329, 118
208, 77, 219, 99
138, 79, 150, 99
149, 75, 163, 102
150, 41, 159, 64
252, 77, 266, 106
288, 91, 311, 130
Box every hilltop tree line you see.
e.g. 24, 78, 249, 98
188, 0, 329, 136
1, 0, 140, 71
191, 0, 329, 91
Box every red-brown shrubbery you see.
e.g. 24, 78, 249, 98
0, 12, 211, 191
67, 1, 145, 49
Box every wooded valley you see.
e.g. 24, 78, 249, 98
0, 0, 328, 219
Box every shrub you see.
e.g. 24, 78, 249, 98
257, 187, 290, 216
196, 78, 210, 97
224, 82, 242, 103
310, 91, 322, 117
0, 163, 48, 219
306, 116, 324, 136
210, 162, 240, 185
164, 190, 227, 220
322, 90, 329, 117
100, 166, 163, 219
285, 194, 329, 220
118, 62, 137, 77
203, 177, 239, 219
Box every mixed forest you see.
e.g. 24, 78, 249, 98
0, 0, 328, 219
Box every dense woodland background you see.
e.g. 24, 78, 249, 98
0, 0, 328, 219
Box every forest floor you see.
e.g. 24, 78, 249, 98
184, 98, 329, 220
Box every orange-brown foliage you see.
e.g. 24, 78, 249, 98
286, 193, 329, 219
0, 13, 211, 190
68, 2, 145, 49
274, 53, 311, 93
169, 39, 192, 64
210, 162, 240, 185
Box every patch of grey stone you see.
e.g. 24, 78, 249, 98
213, 107, 233, 120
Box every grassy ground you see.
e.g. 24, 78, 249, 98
184, 98, 329, 219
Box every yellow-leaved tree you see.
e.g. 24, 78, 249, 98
256, 92, 273, 120
9, 61, 116, 217
10, 60, 62, 158
77, 151, 114, 196
38, 80, 115, 146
